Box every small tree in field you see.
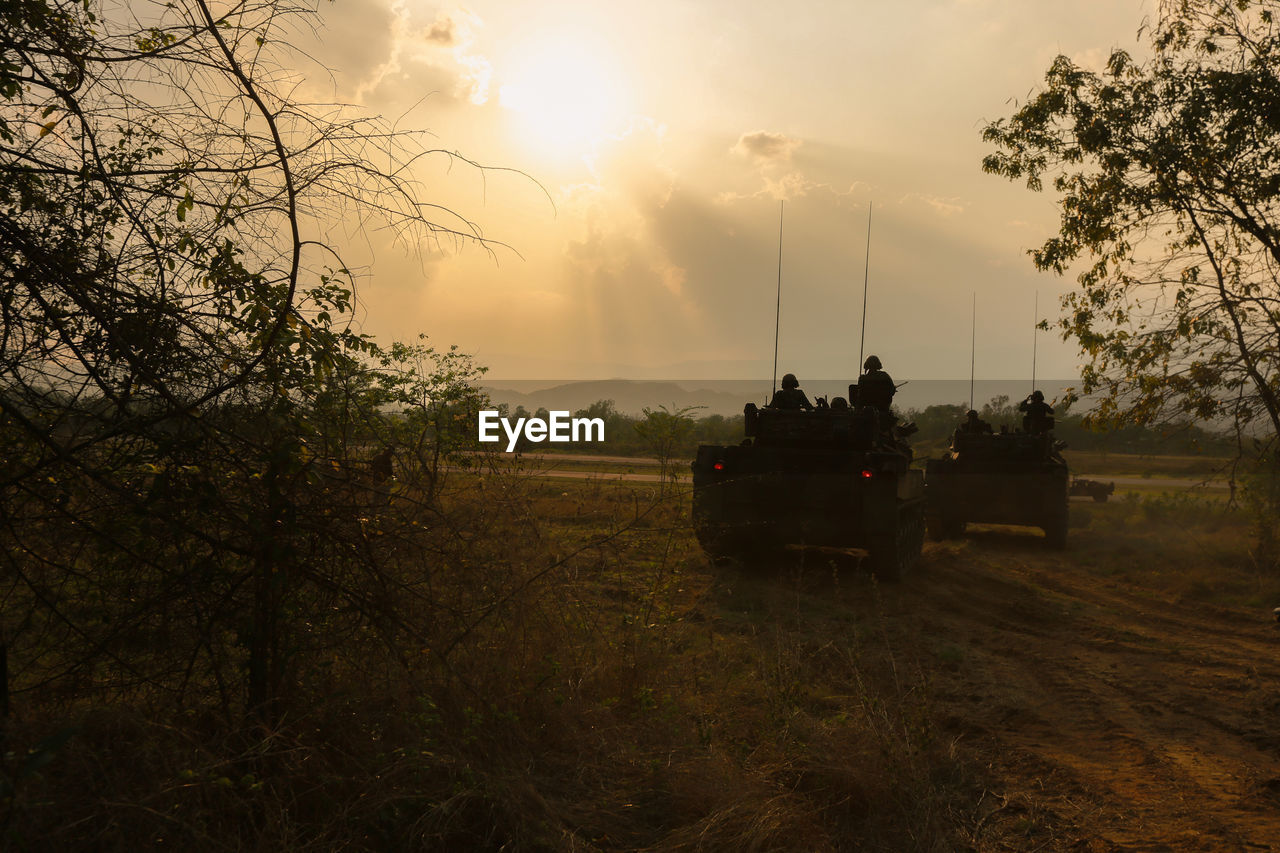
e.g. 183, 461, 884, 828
377, 335, 492, 497
635, 405, 702, 494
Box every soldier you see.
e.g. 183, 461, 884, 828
856, 355, 895, 413
768, 373, 814, 411
958, 409, 993, 434
1019, 390, 1055, 434
829, 396, 850, 412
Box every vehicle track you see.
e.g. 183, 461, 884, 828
877, 537, 1280, 851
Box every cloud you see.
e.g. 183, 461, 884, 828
425, 12, 461, 45
716, 175, 867, 205
293, 0, 396, 97
732, 130, 802, 163
720, 134, 870, 203
898, 191, 966, 217
1070, 46, 1112, 71
580, 118, 675, 208
563, 122, 683, 284
550, 124, 712, 361
431, 9, 491, 104
453, 53, 493, 105
338, 3, 491, 107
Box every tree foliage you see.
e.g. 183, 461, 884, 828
983, 0, 1280, 448
634, 404, 702, 493
0, 0, 509, 726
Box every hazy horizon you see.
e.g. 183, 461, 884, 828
482, 376, 1083, 417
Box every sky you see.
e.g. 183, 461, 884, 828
288, 0, 1154, 380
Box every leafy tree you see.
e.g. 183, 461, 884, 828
694, 412, 744, 448
570, 398, 631, 452
635, 405, 702, 493
578, 399, 618, 422
0, 0, 508, 723
904, 403, 970, 444
378, 336, 492, 498
979, 394, 1017, 426
982, 0, 1280, 449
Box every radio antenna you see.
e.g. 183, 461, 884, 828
771, 200, 784, 396
1031, 290, 1038, 393
858, 202, 872, 370
970, 292, 976, 411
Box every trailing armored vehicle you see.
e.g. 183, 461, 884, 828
690, 397, 925, 580
1070, 477, 1114, 503
925, 427, 1069, 548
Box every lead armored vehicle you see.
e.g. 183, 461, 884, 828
691, 396, 925, 580
925, 427, 1069, 548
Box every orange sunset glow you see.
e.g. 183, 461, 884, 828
293, 0, 1150, 380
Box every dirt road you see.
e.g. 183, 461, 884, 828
878, 534, 1280, 851
512, 453, 1231, 491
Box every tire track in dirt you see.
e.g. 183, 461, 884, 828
879, 536, 1280, 851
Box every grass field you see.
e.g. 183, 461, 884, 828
515, 448, 1242, 497
9, 453, 1280, 849
1061, 449, 1236, 480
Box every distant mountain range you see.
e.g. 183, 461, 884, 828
483, 378, 1082, 418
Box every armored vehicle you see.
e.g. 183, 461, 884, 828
925, 429, 1069, 548
690, 398, 925, 580
1070, 477, 1114, 503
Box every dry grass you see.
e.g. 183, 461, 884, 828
1063, 492, 1280, 608
11, 456, 1279, 849
4, 469, 979, 850
1061, 449, 1235, 480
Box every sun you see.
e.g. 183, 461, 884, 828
498, 35, 627, 158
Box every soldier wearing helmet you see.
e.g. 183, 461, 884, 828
856, 354, 895, 413
768, 372, 813, 410
1019, 390, 1055, 434
959, 409, 993, 434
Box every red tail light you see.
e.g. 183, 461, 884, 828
713, 461, 725, 471
860, 469, 874, 479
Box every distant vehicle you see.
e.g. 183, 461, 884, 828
690, 398, 925, 580
925, 429, 1069, 548
1070, 478, 1115, 503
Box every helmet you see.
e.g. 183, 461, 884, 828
831, 396, 849, 410
966, 409, 979, 419
1031, 390, 1044, 402
863, 355, 882, 371
781, 373, 799, 389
